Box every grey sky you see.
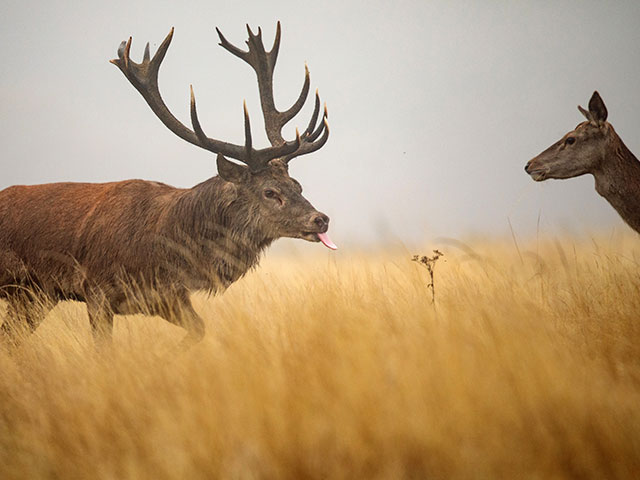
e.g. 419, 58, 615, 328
1, 0, 639, 248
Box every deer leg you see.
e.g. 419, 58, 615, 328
86, 299, 114, 346
156, 291, 205, 349
176, 303, 206, 349
1, 292, 53, 345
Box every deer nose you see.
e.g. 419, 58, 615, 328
313, 213, 330, 232
524, 161, 531, 173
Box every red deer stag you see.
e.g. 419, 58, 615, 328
525, 91, 640, 233
0, 23, 336, 346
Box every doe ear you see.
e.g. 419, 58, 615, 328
577, 104, 593, 123
588, 91, 608, 124
216, 154, 249, 183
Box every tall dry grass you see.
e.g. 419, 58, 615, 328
1, 235, 639, 479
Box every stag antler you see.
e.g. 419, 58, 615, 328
110, 23, 329, 172
216, 22, 329, 162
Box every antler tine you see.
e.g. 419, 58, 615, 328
270, 21, 282, 66
281, 64, 311, 125
123, 37, 132, 68
243, 101, 254, 162
302, 89, 321, 138
284, 110, 329, 163
216, 27, 248, 61
313, 117, 330, 149
307, 104, 329, 143
143, 42, 151, 62
246, 24, 263, 42
189, 85, 208, 143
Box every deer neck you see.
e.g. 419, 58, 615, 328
593, 132, 640, 233
164, 177, 275, 288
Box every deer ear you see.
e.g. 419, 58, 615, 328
217, 154, 249, 183
578, 104, 593, 122
588, 91, 608, 124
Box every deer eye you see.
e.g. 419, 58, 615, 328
565, 137, 576, 145
263, 189, 277, 199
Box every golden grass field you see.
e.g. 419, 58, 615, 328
1, 234, 639, 479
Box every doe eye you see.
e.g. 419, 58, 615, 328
264, 189, 276, 199
565, 137, 576, 145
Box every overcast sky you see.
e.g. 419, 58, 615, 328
1, 0, 639, 248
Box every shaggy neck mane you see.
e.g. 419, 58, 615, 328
162, 176, 275, 291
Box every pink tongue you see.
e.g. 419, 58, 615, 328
317, 232, 337, 250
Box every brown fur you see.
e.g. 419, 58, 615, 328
0, 160, 329, 345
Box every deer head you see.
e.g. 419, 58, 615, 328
525, 91, 610, 181
110, 23, 336, 249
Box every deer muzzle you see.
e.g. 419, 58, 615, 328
302, 213, 337, 250
525, 159, 548, 181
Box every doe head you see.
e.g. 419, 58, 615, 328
525, 91, 610, 181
